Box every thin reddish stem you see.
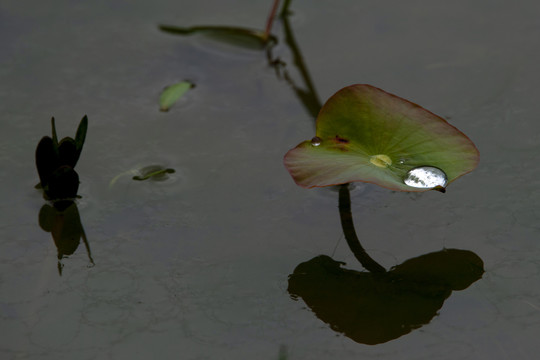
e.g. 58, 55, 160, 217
263, 0, 281, 41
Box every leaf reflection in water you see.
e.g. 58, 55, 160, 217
288, 249, 484, 345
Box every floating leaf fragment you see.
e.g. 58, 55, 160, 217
284, 84, 479, 192
109, 165, 175, 187
132, 165, 175, 181
159, 81, 194, 112
158, 25, 277, 50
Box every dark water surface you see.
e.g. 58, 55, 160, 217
1, 0, 540, 359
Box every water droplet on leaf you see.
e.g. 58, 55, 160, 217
403, 166, 448, 189
311, 137, 322, 146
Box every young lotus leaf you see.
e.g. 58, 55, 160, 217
159, 81, 194, 112
284, 85, 479, 191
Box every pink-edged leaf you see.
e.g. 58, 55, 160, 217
284, 84, 479, 191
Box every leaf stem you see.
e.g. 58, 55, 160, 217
338, 184, 387, 273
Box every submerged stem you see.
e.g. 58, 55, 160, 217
338, 185, 386, 273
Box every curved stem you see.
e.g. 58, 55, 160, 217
338, 185, 386, 273
278, 2, 383, 273
278, 0, 322, 118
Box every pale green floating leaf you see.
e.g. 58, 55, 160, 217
284, 84, 479, 192
159, 81, 194, 112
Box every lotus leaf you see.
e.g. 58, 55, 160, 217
284, 85, 479, 191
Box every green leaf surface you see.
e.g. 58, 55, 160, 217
284, 84, 479, 191
159, 81, 194, 112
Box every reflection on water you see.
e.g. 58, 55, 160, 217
288, 249, 484, 345
288, 185, 485, 345
36, 199, 95, 277
38, 200, 94, 275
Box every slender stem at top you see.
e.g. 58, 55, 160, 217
264, 0, 281, 41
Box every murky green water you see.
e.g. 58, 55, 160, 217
2, 0, 540, 359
